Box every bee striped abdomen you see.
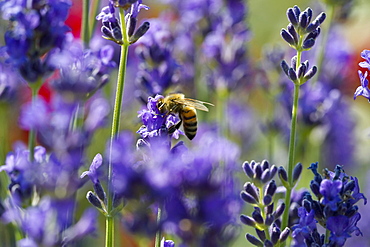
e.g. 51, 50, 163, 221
181, 106, 197, 140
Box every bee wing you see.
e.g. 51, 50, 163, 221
174, 98, 214, 112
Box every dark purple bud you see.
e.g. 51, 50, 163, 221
306, 28, 321, 40
127, 14, 137, 37
240, 215, 256, 227
293, 162, 303, 183
112, 26, 123, 41
297, 64, 307, 79
273, 203, 285, 219
270, 165, 277, 178
281, 29, 295, 46
250, 160, 257, 169
302, 199, 312, 212
130, 21, 150, 44
261, 170, 271, 184
254, 164, 263, 181
287, 7, 299, 25
246, 234, 263, 247
261, 160, 270, 170
278, 166, 288, 183
265, 180, 277, 197
256, 229, 266, 242
264, 240, 273, 247
279, 227, 291, 242
344, 180, 355, 192
87, 191, 103, 210
307, 8, 313, 23
312, 229, 322, 245
291, 56, 297, 70
310, 181, 321, 197
287, 24, 298, 45
288, 68, 297, 81
281, 60, 290, 76
304, 60, 309, 69
311, 201, 324, 219
304, 66, 317, 80
266, 203, 274, 215
302, 38, 315, 49
244, 183, 260, 202
346, 205, 358, 218
263, 195, 272, 206
252, 210, 264, 225
243, 161, 255, 179
271, 225, 281, 244
265, 214, 274, 226
241, 191, 258, 204
306, 20, 319, 33
293, 6, 301, 19
316, 12, 326, 24
93, 182, 106, 201
299, 12, 308, 29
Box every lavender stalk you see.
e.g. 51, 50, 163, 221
279, 5, 326, 242
105, 8, 129, 247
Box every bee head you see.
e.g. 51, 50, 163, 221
156, 98, 166, 113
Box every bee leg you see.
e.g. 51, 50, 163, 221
168, 119, 182, 134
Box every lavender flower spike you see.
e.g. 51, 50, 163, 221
81, 153, 103, 184
354, 70, 370, 101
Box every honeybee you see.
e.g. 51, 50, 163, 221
157, 93, 213, 140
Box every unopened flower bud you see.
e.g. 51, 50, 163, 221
293, 162, 303, 184
279, 227, 291, 242
246, 233, 263, 247
87, 191, 103, 210
130, 21, 150, 44
302, 38, 315, 50
240, 215, 256, 227
241, 191, 258, 205
93, 182, 105, 201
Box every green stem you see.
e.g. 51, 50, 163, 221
106, 8, 129, 247
81, 0, 90, 47
28, 79, 42, 162
281, 50, 302, 232
154, 204, 163, 247
105, 216, 114, 247
325, 228, 330, 244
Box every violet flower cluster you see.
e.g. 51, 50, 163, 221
1, 0, 71, 82
354, 50, 370, 102
96, 0, 149, 45
291, 163, 366, 246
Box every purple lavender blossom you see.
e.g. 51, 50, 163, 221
354, 70, 370, 101
327, 214, 362, 246
201, 0, 249, 90
359, 50, 370, 70
49, 35, 116, 101
0, 144, 35, 201
8, 197, 97, 246
97, 0, 149, 45
1, 0, 71, 82
135, 19, 179, 100
320, 179, 342, 211
291, 207, 318, 246
81, 154, 103, 184
294, 164, 367, 245
161, 238, 175, 247
0, 61, 23, 102
137, 95, 183, 141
